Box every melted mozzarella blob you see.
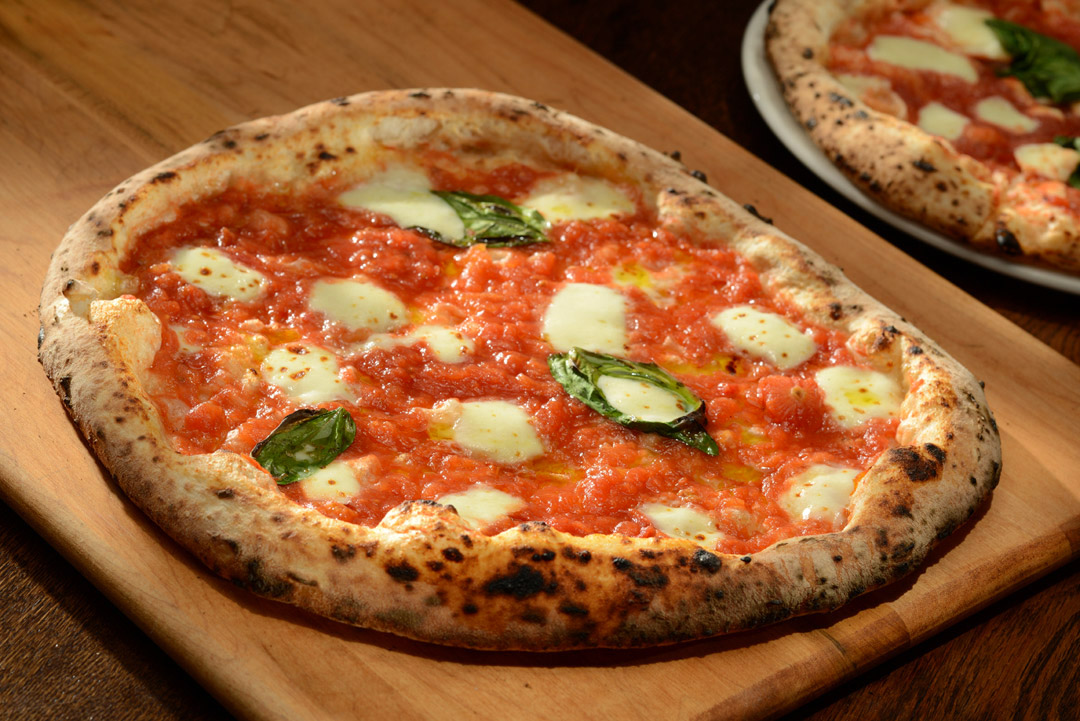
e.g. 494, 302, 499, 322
362, 324, 475, 363
867, 35, 977, 83
542, 283, 628, 354
974, 97, 1038, 133
932, 4, 1008, 59
261, 344, 352, 404
298, 460, 363, 501
712, 306, 816, 369
780, 464, 860, 527
640, 503, 726, 548
338, 165, 465, 241
1014, 143, 1080, 182
438, 487, 525, 529
917, 102, 969, 141
597, 375, 689, 422
433, 399, 544, 464
309, 278, 408, 333
521, 174, 635, 222
815, 367, 902, 428
169, 247, 267, 301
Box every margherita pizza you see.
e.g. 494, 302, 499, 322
767, 0, 1080, 271
37, 89, 1000, 650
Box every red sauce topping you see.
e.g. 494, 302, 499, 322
122, 156, 897, 555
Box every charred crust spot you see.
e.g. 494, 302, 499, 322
691, 169, 708, 183
888, 445, 944, 481
270, 513, 285, 523
995, 226, 1022, 254
833, 555, 843, 562
970, 476, 978, 486
460, 534, 474, 548
913, 159, 936, 172
742, 204, 773, 224
287, 572, 318, 587
462, 603, 478, 615
563, 547, 591, 563
802, 47, 813, 59
806, 117, 818, 129
936, 181, 947, 191
639, 549, 657, 560
113, 416, 125, 424
152, 171, 177, 184
612, 558, 669, 588
828, 92, 853, 107
58, 375, 72, 403
254, 133, 270, 141
318, 150, 336, 161
558, 602, 589, 617
925, 443, 946, 463
532, 101, 549, 111
692, 549, 722, 574
331, 544, 357, 562
330, 96, 350, 106
893, 503, 913, 518
909, 345, 924, 355
386, 562, 420, 583
665, 188, 683, 196
740, 556, 752, 564
668, 150, 682, 161
215, 488, 234, 499
485, 565, 552, 599
854, 109, 869, 120
427, 561, 444, 572
532, 550, 556, 562
243, 560, 292, 598
828, 302, 843, 320
409, 91, 431, 99
222, 139, 237, 150
442, 547, 465, 562
869, 180, 883, 193
90, 261, 101, 275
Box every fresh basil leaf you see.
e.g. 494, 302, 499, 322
548, 348, 720, 456
251, 407, 356, 485
986, 19, 1080, 104
420, 191, 549, 247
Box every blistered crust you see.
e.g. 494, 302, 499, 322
38, 88, 1000, 649
766, 0, 1080, 271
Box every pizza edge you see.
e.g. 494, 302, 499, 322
37, 88, 1001, 650
765, 0, 1080, 271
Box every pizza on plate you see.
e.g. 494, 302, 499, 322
767, 0, 1080, 271
37, 89, 1000, 650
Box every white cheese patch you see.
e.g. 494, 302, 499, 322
711, 306, 816, 370
438, 487, 525, 529
309, 278, 408, 333
261, 344, 351, 404
867, 35, 977, 83
917, 101, 970, 141
338, 165, 465, 241
835, 73, 907, 118
597, 375, 689, 423
169, 247, 267, 301
542, 283, 627, 354
433, 399, 544, 464
362, 324, 475, 363
780, 464, 859, 527
1014, 143, 1080, 181
169, 324, 202, 354
521, 174, 635, 222
974, 96, 1039, 133
932, 4, 1008, 59
298, 460, 362, 502
641, 503, 726, 548
815, 367, 902, 428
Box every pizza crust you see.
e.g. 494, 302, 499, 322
38, 88, 1000, 650
766, 0, 1080, 272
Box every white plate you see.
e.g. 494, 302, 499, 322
740, 0, 1080, 295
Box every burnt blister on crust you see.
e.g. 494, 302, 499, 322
888, 444, 946, 482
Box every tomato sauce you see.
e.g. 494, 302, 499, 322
122, 159, 897, 555
827, 1, 1080, 173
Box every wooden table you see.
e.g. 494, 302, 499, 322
1, 1, 1077, 719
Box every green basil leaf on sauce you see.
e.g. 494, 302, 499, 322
251, 407, 356, 485
986, 19, 1080, 104
548, 348, 719, 456
422, 191, 549, 247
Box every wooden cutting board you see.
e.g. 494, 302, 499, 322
2, 1, 1078, 719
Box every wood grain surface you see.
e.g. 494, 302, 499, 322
1, 1, 1078, 720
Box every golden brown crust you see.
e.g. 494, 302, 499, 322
38, 88, 1001, 650
766, 0, 1080, 271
